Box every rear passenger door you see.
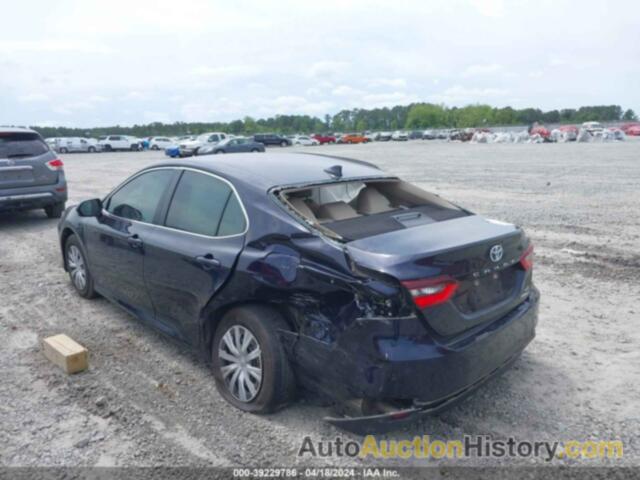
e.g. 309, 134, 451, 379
143, 169, 248, 344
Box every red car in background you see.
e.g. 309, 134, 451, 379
558, 125, 578, 134
626, 125, 640, 136
529, 124, 551, 138
621, 123, 640, 135
312, 134, 337, 144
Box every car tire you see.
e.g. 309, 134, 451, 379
212, 305, 296, 413
214, 150, 224, 154
88, 146, 96, 153
104, 144, 112, 152
59, 147, 68, 153
280, 141, 288, 147
65, 235, 97, 299
45, 202, 65, 219
250, 148, 259, 153
151, 145, 159, 151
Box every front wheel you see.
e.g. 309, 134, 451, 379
212, 306, 296, 413
250, 148, 260, 152
65, 235, 97, 299
45, 202, 65, 219
88, 146, 96, 153
280, 141, 288, 147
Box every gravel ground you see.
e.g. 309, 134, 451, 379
1, 140, 638, 472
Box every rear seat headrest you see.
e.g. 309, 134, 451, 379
316, 201, 359, 221
357, 186, 392, 214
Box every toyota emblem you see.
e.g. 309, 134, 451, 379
489, 244, 504, 263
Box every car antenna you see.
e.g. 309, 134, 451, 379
324, 165, 342, 179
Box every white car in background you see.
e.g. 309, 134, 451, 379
391, 130, 409, 141
149, 136, 174, 150
98, 135, 141, 151
178, 132, 228, 157
292, 135, 319, 146
582, 121, 604, 134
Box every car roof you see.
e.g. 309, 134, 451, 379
0, 126, 38, 134
148, 153, 386, 191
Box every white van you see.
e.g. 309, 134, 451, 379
54, 137, 100, 153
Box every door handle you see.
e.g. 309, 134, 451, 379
195, 254, 221, 270
127, 234, 143, 248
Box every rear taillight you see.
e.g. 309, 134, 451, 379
520, 244, 534, 271
46, 159, 64, 171
401, 278, 459, 309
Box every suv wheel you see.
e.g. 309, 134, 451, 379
65, 235, 97, 299
88, 146, 96, 153
212, 306, 295, 413
280, 140, 288, 147
45, 202, 65, 219
59, 147, 68, 153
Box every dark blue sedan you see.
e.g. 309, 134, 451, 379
57, 153, 538, 432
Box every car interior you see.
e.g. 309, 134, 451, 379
278, 179, 469, 241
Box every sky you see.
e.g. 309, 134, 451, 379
1, 0, 639, 127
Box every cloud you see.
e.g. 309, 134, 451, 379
430, 85, 509, 104
307, 61, 349, 78
361, 92, 419, 108
462, 63, 504, 77
0, 40, 113, 54
368, 78, 407, 88
17, 93, 49, 103
469, 0, 505, 17
331, 85, 364, 97
191, 65, 261, 79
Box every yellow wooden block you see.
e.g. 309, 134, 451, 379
42, 334, 88, 374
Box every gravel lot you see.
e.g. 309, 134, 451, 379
1, 140, 638, 470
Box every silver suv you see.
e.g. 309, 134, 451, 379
0, 127, 68, 218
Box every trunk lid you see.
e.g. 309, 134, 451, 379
346, 215, 532, 337
0, 132, 58, 190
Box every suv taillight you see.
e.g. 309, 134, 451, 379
401, 277, 459, 309
46, 159, 64, 171
520, 244, 534, 271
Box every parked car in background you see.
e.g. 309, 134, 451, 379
198, 137, 265, 155
98, 135, 141, 152
422, 130, 436, 140
150, 137, 174, 151
408, 130, 423, 140
312, 134, 336, 144
377, 131, 392, 141
582, 121, 603, 134
58, 153, 538, 432
528, 125, 551, 139
179, 132, 228, 157
625, 125, 640, 136
0, 127, 67, 218
339, 134, 369, 144
52, 137, 100, 153
620, 122, 640, 134
253, 134, 291, 147
392, 131, 409, 141
292, 135, 319, 146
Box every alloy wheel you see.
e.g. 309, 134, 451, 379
218, 325, 263, 402
67, 245, 87, 291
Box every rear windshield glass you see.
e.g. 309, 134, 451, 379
278, 179, 468, 241
0, 132, 48, 158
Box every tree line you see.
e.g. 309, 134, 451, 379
30, 104, 637, 138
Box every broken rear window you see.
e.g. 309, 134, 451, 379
277, 179, 469, 241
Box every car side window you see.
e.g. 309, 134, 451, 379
218, 193, 247, 236
106, 170, 174, 222
165, 171, 245, 237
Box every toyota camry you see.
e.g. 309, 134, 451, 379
57, 153, 538, 432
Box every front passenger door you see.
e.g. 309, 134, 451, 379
143, 170, 247, 344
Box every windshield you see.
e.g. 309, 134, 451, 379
0, 132, 49, 158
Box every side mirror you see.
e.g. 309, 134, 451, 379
77, 198, 103, 217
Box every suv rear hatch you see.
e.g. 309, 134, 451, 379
0, 132, 58, 190
346, 215, 533, 337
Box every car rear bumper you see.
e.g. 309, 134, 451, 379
294, 288, 539, 431
0, 177, 67, 212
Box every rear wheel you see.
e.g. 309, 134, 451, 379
280, 140, 288, 147
65, 235, 97, 299
250, 148, 259, 152
45, 202, 65, 219
212, 306, 295, 413
59, 147, 68, 153
104, 144, 112, 152
151, 145, 159, 151
88, 146, 96, 153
